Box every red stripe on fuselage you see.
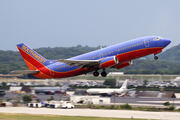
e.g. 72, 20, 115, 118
52, 47, 163, 78
116, 47, 163, 63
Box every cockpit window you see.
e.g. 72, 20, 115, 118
153, 37, 162, 40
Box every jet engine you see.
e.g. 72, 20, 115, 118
100, 56, 119, 69
115, 61, 132, 69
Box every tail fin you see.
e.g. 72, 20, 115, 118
62, 78, 70, 89
120, 79, 128, 89
17, 43, 49, 70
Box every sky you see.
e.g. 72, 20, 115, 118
0, 0, 180, 51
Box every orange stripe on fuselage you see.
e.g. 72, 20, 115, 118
24, 59, 36, 70
23, 59, 54, 79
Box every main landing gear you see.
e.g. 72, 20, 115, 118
93, 69, 107, 77
154, 55, 158, 60
93, 71, 99, 77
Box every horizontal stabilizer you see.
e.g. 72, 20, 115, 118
11, 70, 40, 74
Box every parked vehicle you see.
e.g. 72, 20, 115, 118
61, 101, 74, 109
0, 90, 5, 97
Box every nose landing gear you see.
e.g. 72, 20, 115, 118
154, 55, 158, 60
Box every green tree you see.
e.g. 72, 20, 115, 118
143, 79, 148, 86
163, 101, 170, 107
103, 79, 116, 87
2, 82, 6, 86
20, 82, 24, 86
36, 98, 41, 103
47, 96, 54, 101
22, 95, 32, 103
120, 103, 132, 109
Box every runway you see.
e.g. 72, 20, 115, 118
110, 97, 180, 108
0, 107, 179, 120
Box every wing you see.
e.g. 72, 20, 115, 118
56, 59, 101, 68
11, 70, 40, 74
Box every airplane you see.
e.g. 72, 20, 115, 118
11, 36, 171, 79
34, 79, 71, 95
86, 79, 135, 96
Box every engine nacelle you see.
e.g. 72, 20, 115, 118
115, 61, 132, 69
100, 56, 119, 69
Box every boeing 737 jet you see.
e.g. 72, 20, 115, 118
86, 79, 134, 96
11, 36, 171, 79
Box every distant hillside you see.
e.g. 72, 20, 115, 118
35, 45, 101, 59
159, 44, 180, 64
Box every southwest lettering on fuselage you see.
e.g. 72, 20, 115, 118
22, 45, 46, 63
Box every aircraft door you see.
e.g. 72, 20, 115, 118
99, 53, 103, 58
50, 67, 55, 76
144, 39, 150, 47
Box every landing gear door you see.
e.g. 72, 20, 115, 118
144, 39, 150, 47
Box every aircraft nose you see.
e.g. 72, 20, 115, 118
163, 39, 171, 47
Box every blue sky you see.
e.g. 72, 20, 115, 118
0, 1, 180, 51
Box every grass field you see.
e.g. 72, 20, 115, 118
0, 113, 148, 120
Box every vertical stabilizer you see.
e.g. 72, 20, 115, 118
17, 43, 48, 70
62, 78, 71, 89
120, 79, 128, 89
